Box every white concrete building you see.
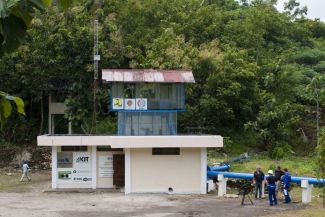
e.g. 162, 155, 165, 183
37, 69, 223, 194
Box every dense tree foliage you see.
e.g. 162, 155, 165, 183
0, 0, 324, 157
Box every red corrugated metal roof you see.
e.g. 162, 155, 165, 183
102, 69, 195, 83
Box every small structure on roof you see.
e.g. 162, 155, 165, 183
37, 69, 223, 194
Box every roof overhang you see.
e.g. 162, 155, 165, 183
102, 69, 195, 83
37, 135, 223, 148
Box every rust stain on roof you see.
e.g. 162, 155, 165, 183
102, 69, 195, 83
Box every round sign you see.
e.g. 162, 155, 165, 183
137, 99, 146, 107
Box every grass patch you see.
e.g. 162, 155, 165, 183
208, 153, 317, 177
0, 169, 50, 192
230, 156, 317, 177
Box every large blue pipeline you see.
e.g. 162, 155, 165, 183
210, 164, 230, 171
207, 167, 325, 185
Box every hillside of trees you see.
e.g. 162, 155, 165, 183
0, 0, 324, 158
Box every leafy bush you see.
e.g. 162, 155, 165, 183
293, 49, 325, 65
314, 61, 325, 72
96, 117, 117, 135
271, 142, 294, 159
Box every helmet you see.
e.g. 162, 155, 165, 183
268, 170, 273, 175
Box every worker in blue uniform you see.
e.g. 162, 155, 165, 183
282, 168, 292, 203
266, 170, 277, 206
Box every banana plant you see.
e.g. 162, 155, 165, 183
0, 0, 73, 55
0, 91, 25, 127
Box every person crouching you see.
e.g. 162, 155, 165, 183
266, 170, 277, 206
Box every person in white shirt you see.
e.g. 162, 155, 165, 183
20, 161, 31, 182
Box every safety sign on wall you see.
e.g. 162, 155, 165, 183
124, 98, 136, 110
135, 98, 147, 110
98, 155, 114, 178
112, 98, 124, 110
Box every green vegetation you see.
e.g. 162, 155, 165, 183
0, 0, 324, 158
208, 152, 317, 176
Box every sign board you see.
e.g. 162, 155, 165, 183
136, 98, 147, 110
98, 155, 114, 178
94, 55, 100, 61
58, 170, 72, 180
72, 152, 92, 183
124, 98, 136, 110
57, 152, 73, 168
112, 98, 124, 110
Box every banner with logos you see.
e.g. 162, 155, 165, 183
72, 152, 92, 183
112, 98, 147, 110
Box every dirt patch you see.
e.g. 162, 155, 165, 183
0, 170, 308, 217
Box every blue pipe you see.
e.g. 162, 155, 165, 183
210, 164, 230, 171
207, 170, 325, 185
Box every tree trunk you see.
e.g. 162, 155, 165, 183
30, 95, 33, 120
39, 94, 44, 135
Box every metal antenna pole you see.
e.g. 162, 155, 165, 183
316, 90, 319, 147
92, 19, 100, 133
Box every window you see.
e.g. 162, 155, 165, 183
152, 148, 180, 155
61, 146, 88, 152
97, 146, 123, 152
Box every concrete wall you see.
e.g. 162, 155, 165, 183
130, 148, 202, 194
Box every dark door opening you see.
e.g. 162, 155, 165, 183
113, 154, 125, 187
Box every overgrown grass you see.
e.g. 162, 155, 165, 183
208, 152, 318, 177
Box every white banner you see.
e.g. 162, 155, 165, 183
72, 152, 92, 183
98, 155, 114, 178
73, 152, 91, 169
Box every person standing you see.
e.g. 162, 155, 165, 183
274, 166, 284, 194
20, 161, 31, 182
266, 170, 277, 206
253, 166, 265, 199
282, 168, 291, 203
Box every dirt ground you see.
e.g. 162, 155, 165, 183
0, 170, 309, 217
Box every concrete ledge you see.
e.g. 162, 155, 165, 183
43, 188, 122, 193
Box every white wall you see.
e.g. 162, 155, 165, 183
130, 148, 202, 194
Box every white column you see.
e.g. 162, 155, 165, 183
217, 174, 228, 196
51, 146, 57, 189
301, 180, 313, 204
125, 148, 131, 194
200, 147, 207, 194
91, 146, 97, 189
